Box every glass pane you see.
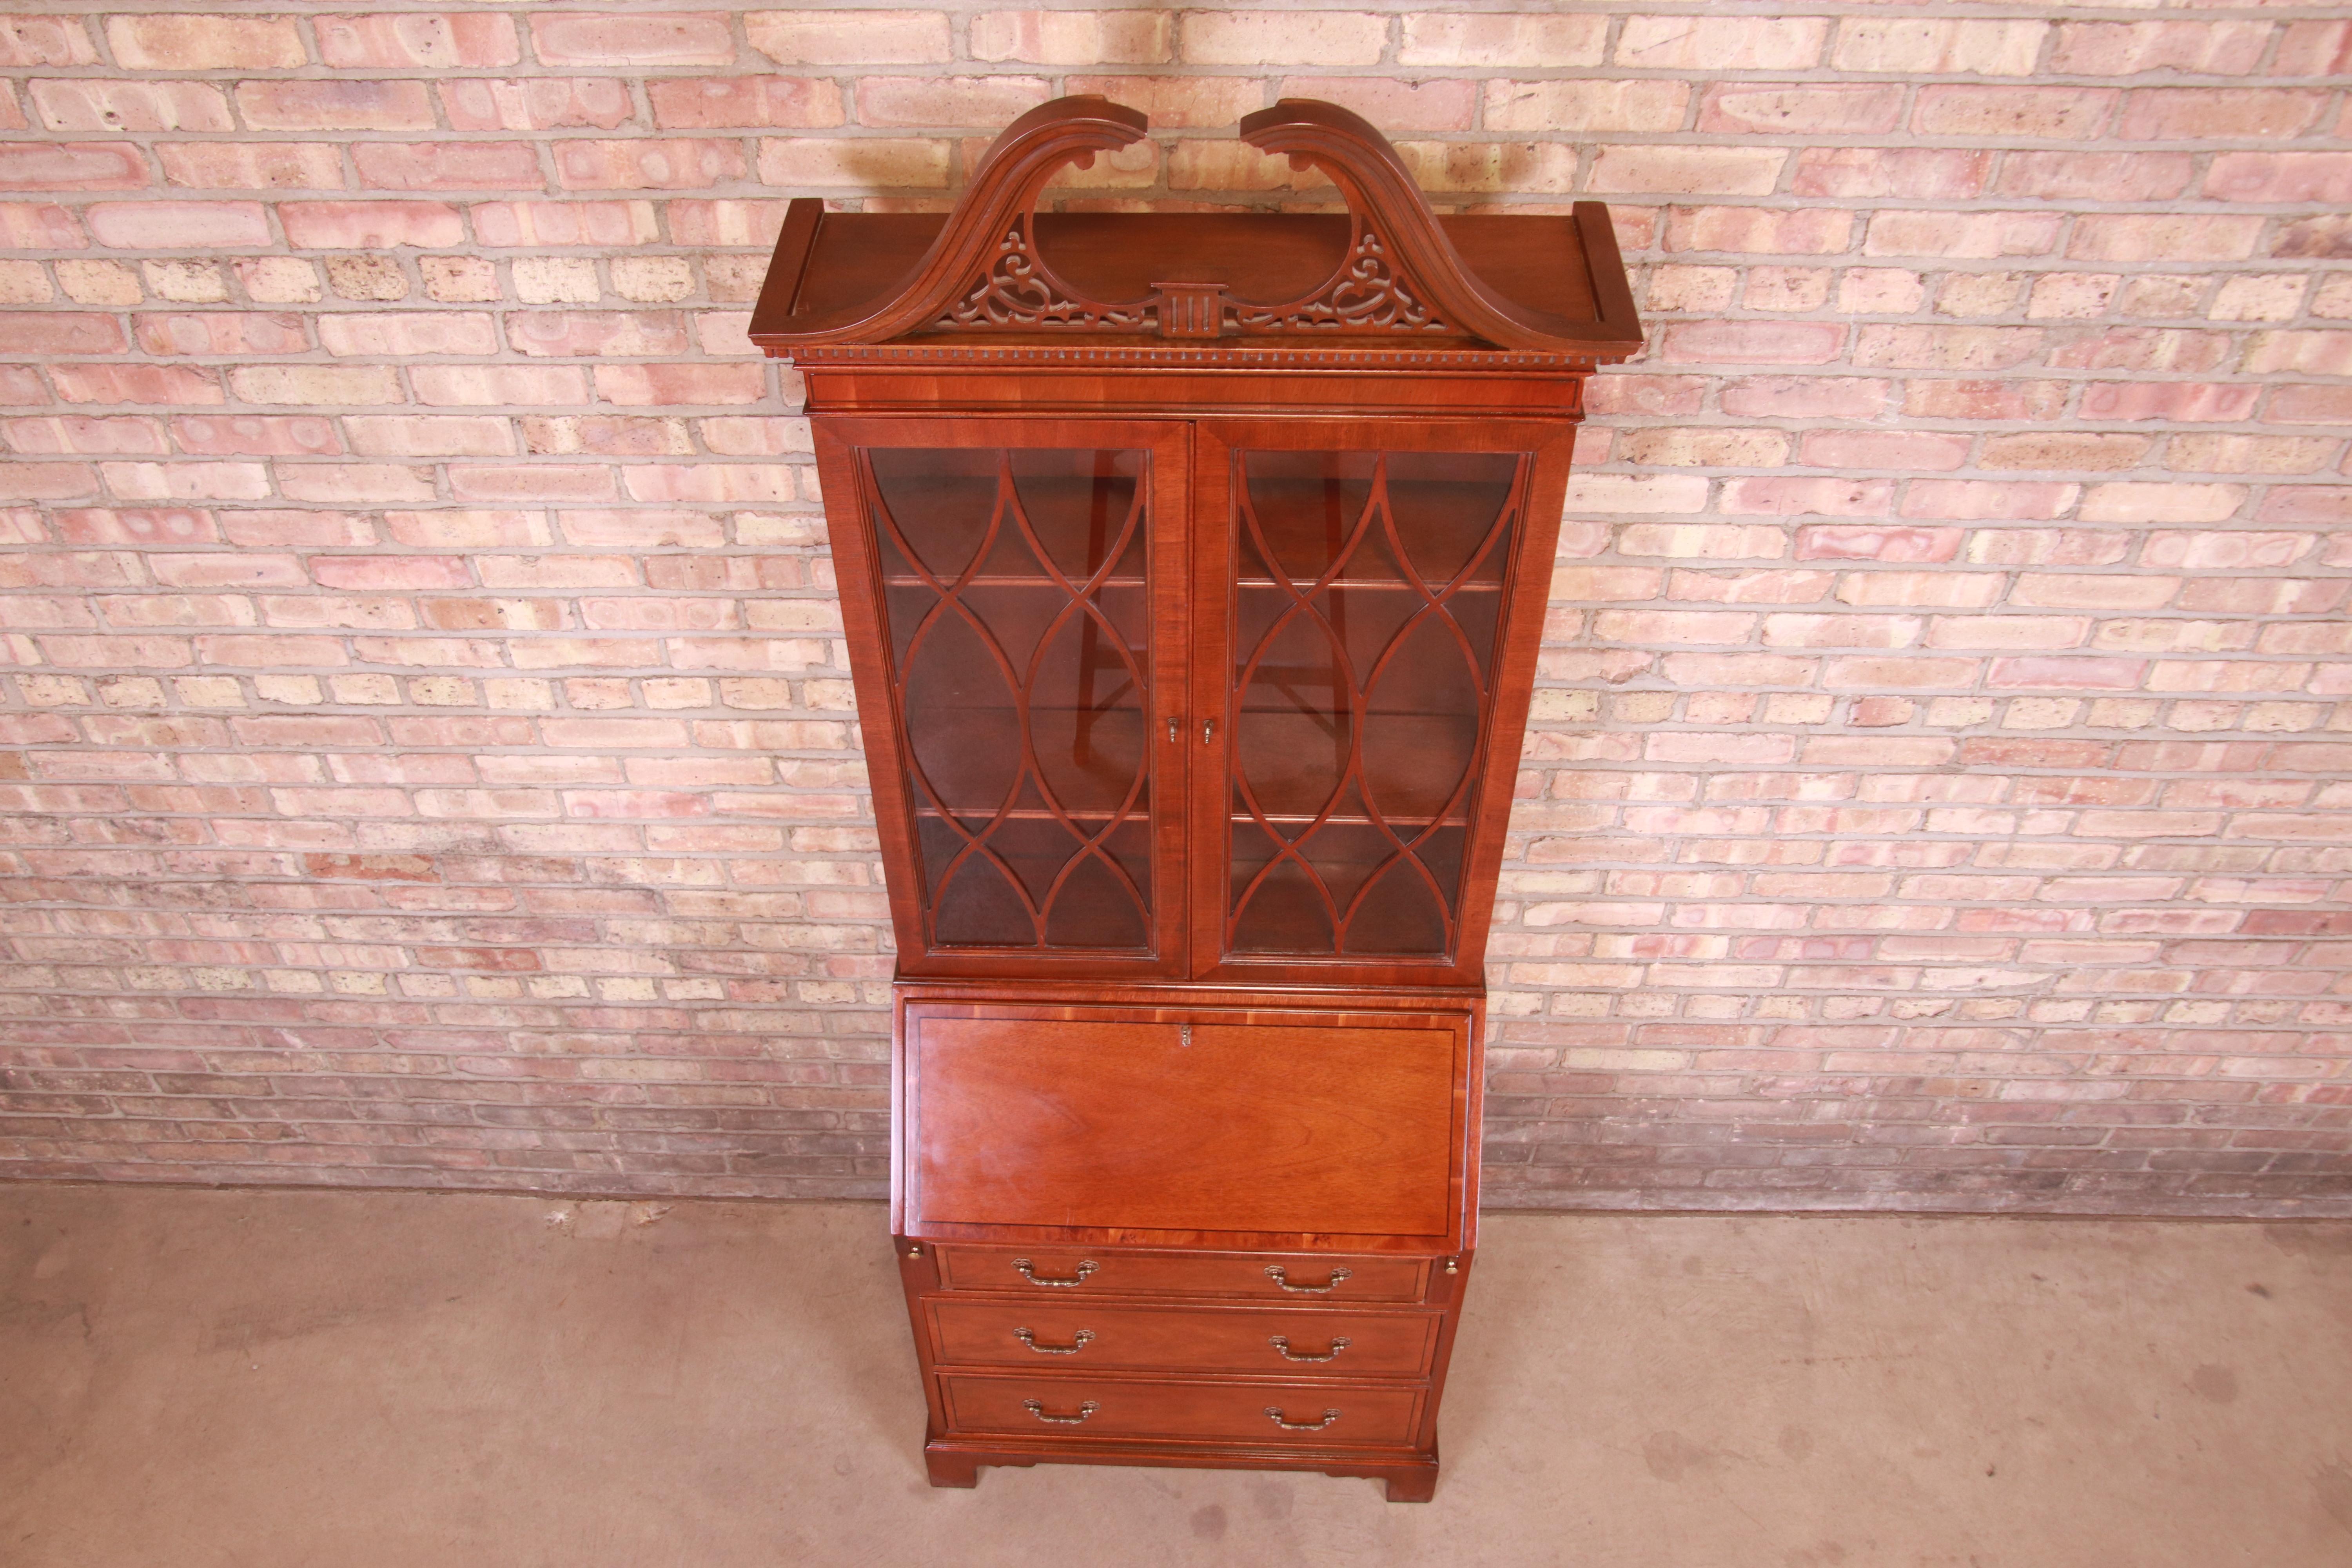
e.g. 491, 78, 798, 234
868, 446, 1154, 954
1227, 447, 1524, 960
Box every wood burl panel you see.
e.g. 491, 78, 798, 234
911, 1016, 1457, 1235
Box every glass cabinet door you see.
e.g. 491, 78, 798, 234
1191, 419, 1576, 985
818, 419, 1190, 976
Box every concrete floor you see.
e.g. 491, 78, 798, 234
2, 1189, 2348, 1568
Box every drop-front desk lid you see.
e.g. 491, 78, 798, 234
748, 96, 1644, 367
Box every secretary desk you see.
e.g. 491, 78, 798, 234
749, 96, 1642, 1501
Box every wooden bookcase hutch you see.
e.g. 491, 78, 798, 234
750, 98, 1641, 1501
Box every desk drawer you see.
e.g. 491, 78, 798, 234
931, 1245, 1429, 1302
926, 1299, 1441, 1377
940, 1373, 1423, 1448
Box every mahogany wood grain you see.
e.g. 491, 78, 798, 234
925, 1299, 1443, 1377
795, 364, 1588, 421
939, 1372, 1426, 1448
928, 1243, 1431, 1302
750, 96, 1640, 361
811, 415, 1193, 980
1187, 417, 1577, 991
890, 983, 1484, 1259
905, 1005, 1463, 1236
768, 97, 1638, 1503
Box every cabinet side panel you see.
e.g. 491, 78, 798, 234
812, 419, 933, 969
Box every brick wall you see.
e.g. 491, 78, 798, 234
3, 4, 2349, 1215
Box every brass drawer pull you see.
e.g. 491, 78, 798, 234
1011, 1258, 1097, 1288
1269, 1334, 1350, 1363
1022, 1398, 1099, 1425
1266, 1406, 1341, 1432
1013, 1327, 1094, 1356
1264, 1265, 1351, 1294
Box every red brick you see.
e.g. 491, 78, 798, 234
85, 201, 269, 250
0, 16, 98, 67
2270, 216, 2352, 261
532, 11, 735, 66
0, 201, 82, 248
471, 200, 660, 248
319, 313, 498, 358
442, 77, 636, 133
353, 142, 548, 192
2274, 21, 2352, 78
1864, 211, 2060, 260
107, 13, 305, 69
5, 461, 99, 499
1276, 78, 1477, 134
2049, 328, 2229, 374
593, 363, 766, 406
1978, 433, 2150, 473
1697, 82, 1900, 136
1903, 381, 2068, 423
316, 13, 519, 68
0, 312, 126, 354
1797, 526, 1960, 564
49, 365, 223, 406
2079, 383, 2261, 424
0, 141, 149, 192
172, 415, 339, 457
448, 465, 617, 503
2118, 89, 2330, 141
1719, 377, 1889, 420
1794, 149, 1987, 201
507, 312, 689, 358
1905, 483, 2079, 522
2054, 20, 2270, 76
1798, 432, 1971, 473
1994, 152, 2193, 202
5, 415, 168, 456
1394, 12, 1601, 68
1059, 77, 1261, 131
1852, 326, 2043, 372
2242, 332, 2352, 376
1985, 657, 2145, 691
2205, 152, 2352, 205
750, 8, 953, 63
1719, 478, 1894, 519
2269, 386, 2352, 425
277, 464, 434, 505
280, 202, 464, 250
133, 312, 308, 357
30, 80, 229, 134
1914, 87, 2116, 140
1180, 11, 1387, 67
2071, 215, 2268, 265
552, 139, 748, 191
1659, 320, 1845, 366
1661, 207, 1854, 256
2256, 488, 2352, 526
237, 79, 435, 131
646, 77, 844, 130
157, 143, 344, 191
1589, 146, 1786, 197
411, 365, 590, 407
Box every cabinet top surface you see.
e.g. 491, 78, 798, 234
749, 97, 1643, 372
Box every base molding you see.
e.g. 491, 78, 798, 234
924, 1436, 1441, 1503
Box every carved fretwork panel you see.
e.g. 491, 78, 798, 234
933, 217, 1448, 340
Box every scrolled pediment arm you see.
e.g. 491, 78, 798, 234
1239, 100, 1612, 354
776, 95, 1148, 344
